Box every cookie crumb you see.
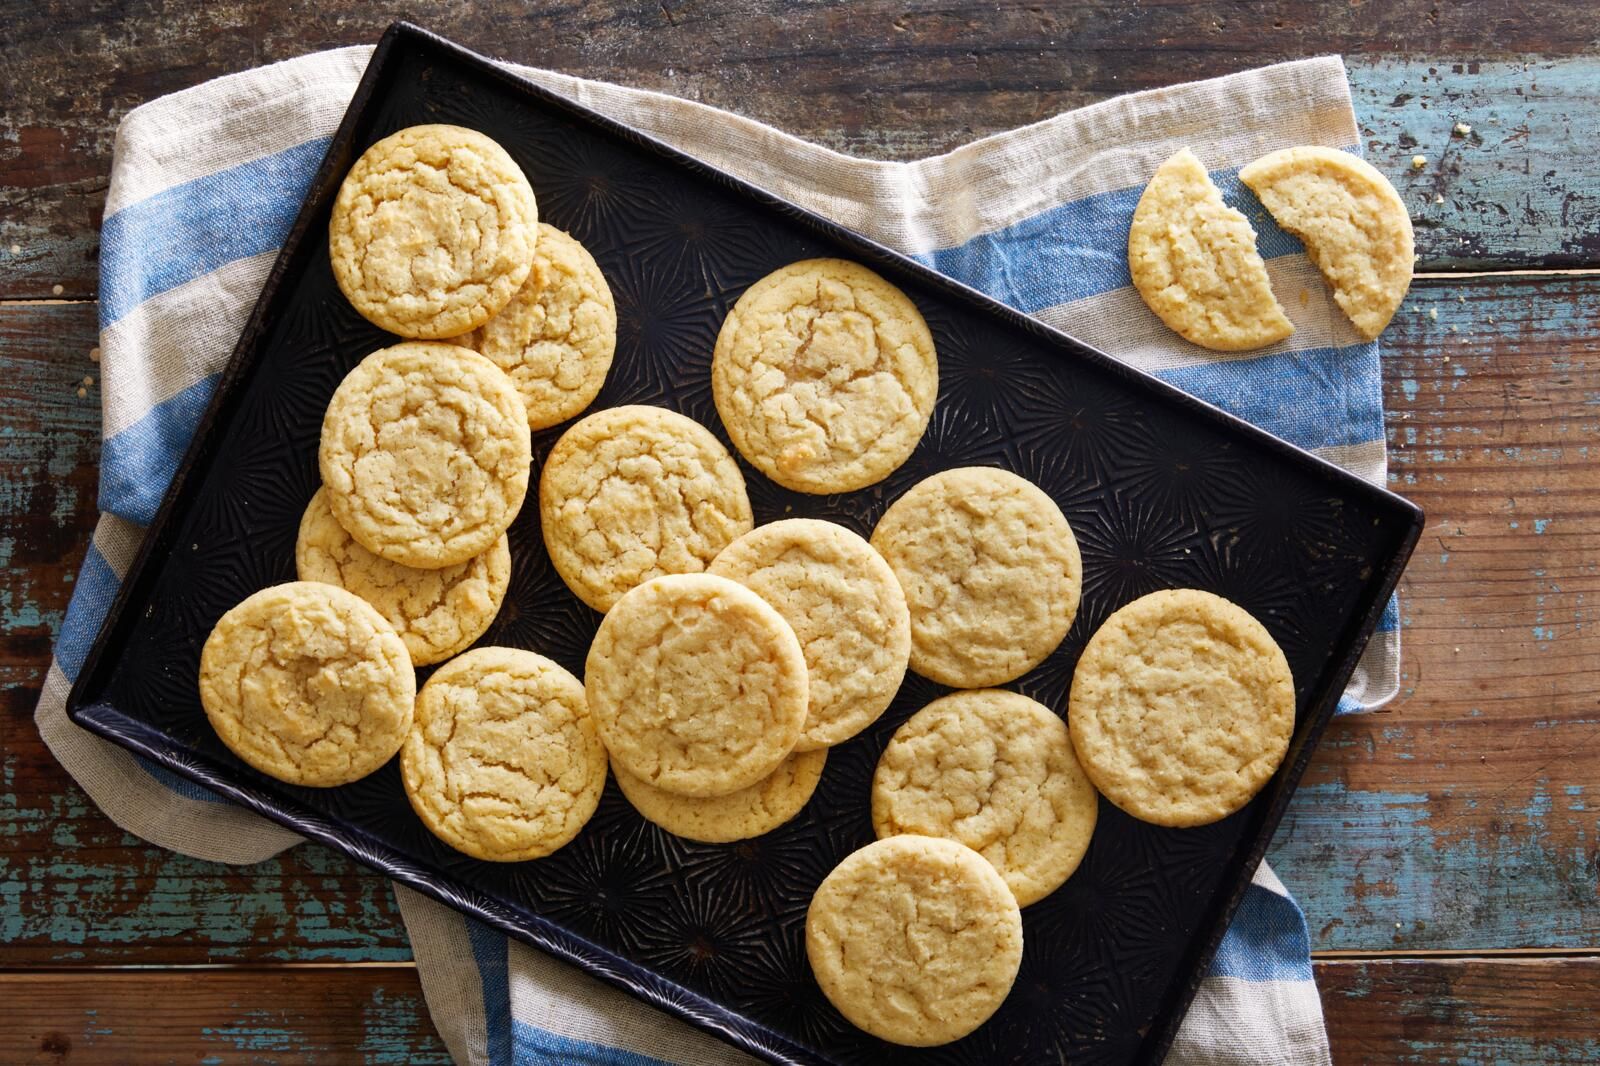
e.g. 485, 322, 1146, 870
8, 243, 19, 255
76, 387, 87, 398
82, 375, 94, 387
51, 283, 64, 295
1433, 194, 1445, 204
1428, 307, 1438, 321
1411, 154, 1427, 169
1453, 122, 1472, 136
89, 346, 101, 362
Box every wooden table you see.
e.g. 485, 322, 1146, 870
3, 3, 1597, 1062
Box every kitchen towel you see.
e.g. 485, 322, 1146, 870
40, 44, 1384, 1065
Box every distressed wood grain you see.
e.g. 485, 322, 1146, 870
3, 959, 1598, 1064
0, 302, 100, 702
1319, 957, 1600, 1065
1273, 275, 1600, 952
3, 1, 1600, 296
3, 272, 1596, 965
0, 968, 450, 1064
0, 302, 410, 966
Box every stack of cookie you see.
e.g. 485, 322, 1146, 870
195, 121, 1305, 1050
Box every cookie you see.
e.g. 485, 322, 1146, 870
872, 690, 1097, 906
295, 488, 510, 667
1069, 589, 1295, 828
613, 747, 826, 843
1127, 147, 1294, 352
319, 342, 531, 570
806, 835, 1023, 1046
870, 467, 1081, 688
709, 519, 909, 751
712, 258, 938, 494
452, 224, 616, 429
540, 405, 753, 612
400, 647, 605, 862
329, 124, 539, 339
1239, 144, 1415, 340
585, 573, 808, 798
198, 581, 414, 788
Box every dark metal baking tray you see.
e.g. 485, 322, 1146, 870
67, 22, 1422, 1065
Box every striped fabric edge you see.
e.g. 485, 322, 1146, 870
105, 47, 370, 217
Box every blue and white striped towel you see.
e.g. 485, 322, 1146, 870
35, 46, 1387, 1064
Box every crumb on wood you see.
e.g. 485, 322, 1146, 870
1454, 122, 1472, 136
1428, 307, 1439, 321
1434, 194, 1444, 204
89, 346, 101, 362
51, 283, 64, 295
82, 375, 94, 387
76, 387, 87, 398
8, 243, 18, 255
1411, 154, 1428, 169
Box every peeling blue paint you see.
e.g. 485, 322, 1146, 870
1534, 518, 1552, 534
1401, 378, 1420, 401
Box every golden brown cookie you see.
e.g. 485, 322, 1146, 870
806, 835, 1023, 1046
329, 124, 538, 339
540, 405, 753, 612
295, 488, 509, 667
584, 574, 808, 798
870, 467, 1081, 688
452, 224, 616, 429
612, 748, 826, 843
709, 519, 909, 751
198, 581, 414, 788
1069, 589, 1296, 827
401, 647, 605, 862
1239, 145, 1414, 340
872, 689, 1097, 906
319, 342, 531, 570
712, 258, 938, 493
1128, 147, 1294, 351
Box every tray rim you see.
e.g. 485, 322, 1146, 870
66, 20, 1425, 1065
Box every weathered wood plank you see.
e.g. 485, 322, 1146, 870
1275, 274, 1600, 951
0, 301, 100, 699
3, 958, 1598, 1063
0, 968, 450, 1064
0, 301, 410, 965
1319, 957, 1600, 1065
4, 2, 1600, 296
1350, 56, 1600, 271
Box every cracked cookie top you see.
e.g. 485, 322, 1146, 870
872, 689, 1097, 906
198, 581, 415, 788
329, 124, 539, 339
540, 405, 753, 612
452, 224, 616, 430
319, 342, 531, 570
585, 573, 808, 798
871, 466, 1081, 688
1069, 589, 1294, 828
709, 518, 909, 751
400, 646, 605, 862
805, 835, 1023, 1046
295, 487, 510, 667
712, 258, 938, 493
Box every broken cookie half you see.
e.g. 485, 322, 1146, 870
1127, 148, 1294, 353
1239, 145, 1415, 341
